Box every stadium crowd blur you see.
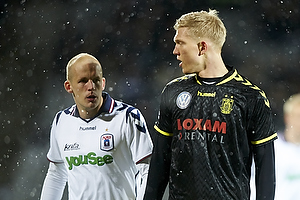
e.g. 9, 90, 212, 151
0, 0, 299, 199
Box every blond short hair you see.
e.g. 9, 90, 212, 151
174, 9, 226, 50
283, 93, 300, 114
66, 53, 101, 80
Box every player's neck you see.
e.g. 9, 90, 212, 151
198, 55, 228, 78
80, 111, 95, 119
77, 99, 103, 119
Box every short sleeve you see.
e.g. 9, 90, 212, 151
247, 92, 277, 145
127, 108, 153, 164
47, 112, 64, 163
154, 85, 174, 136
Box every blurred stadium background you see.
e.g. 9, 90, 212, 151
0, 0, 299, 199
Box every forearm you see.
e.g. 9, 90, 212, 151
253, 142, 276, 200
40, 162, 68, 200
136, 162, 150, 200
144, 133, 172, 200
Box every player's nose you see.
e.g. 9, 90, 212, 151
87, 79, 95, 90
173, 45, 179, 55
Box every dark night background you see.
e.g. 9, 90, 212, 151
0, 0, 299, 199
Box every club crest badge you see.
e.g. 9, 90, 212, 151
100, 133, 114, 151
220, 95, 234, 114
176, 91, 192, 109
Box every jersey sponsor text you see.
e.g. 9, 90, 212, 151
177, 118, 226, 144
64, 142, 80, 151
177, 118, 226, 134
66, 152, 113, 170
179, 130, 225, 144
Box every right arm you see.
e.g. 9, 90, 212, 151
144, 84, 173, 200
41, 112, 67, 200
40, 162, 68, 200
143, 131, 172, 200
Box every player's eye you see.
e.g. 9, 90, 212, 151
78, 78, 88, 83
175, 40, 183, 45
93, 78, 101, 83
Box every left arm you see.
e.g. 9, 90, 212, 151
247, 89, 277, 199
253, 141, 276, 200
126, 107, 153, 200
136, 157, 151, 200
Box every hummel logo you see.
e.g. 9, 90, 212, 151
79, 126, 96, 131
64, 143, 80, 151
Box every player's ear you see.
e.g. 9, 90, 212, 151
64, 80, 73, 94
197, 41, 207, 56
102, 77, 106, 90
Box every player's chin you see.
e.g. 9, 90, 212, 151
181, 66, 189, 74
182, 68, 192, 75
86, 99, 99, 108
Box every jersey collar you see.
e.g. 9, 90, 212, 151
72, 92, 115, 120
195, 66, 236, 85
99, 92, 115, 114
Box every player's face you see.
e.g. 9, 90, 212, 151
65, 58, 105, 118
286, 104, 300, 134
173, 27, 203, 74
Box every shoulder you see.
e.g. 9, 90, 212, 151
166, 74, 196, 86
113, 100, 144, 120
161, 74, 197, 95
53, 105, 77, 125
113, 100, 147, 133
230, 70, 270, 108
230, 70, 263, 93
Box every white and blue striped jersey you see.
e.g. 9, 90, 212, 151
47, 92, 153, 200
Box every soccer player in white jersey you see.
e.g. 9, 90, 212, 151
40, 53, 153, 200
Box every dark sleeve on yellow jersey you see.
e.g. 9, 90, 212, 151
253, 141, 276, 200
144, 131, 172, 200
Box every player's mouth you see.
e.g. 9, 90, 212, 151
176, 57, 182, 68
86, 94, 97, 102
